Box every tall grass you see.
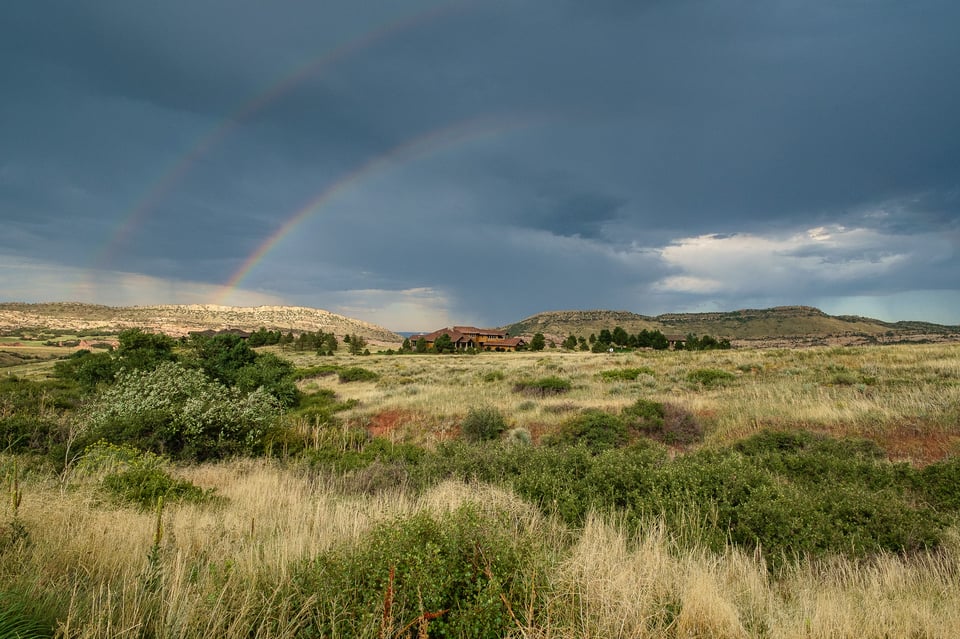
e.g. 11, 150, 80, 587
5, 457, 960, 637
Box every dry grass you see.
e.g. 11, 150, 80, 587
4, 342, 960, 636
291, 343, 960, 460
8, 461, 959, 638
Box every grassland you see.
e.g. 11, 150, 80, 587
2, 341, 960, 637
281, 343, 960, 462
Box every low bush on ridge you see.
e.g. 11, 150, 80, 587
512, 376, 571, 396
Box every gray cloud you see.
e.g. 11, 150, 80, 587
1, 1, 958, 328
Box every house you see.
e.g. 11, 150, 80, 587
665, 334, 687, 349
410, 326, 526, 352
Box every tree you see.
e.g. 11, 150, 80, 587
348, 334, 368, 355
415, 337, 428, 353
433, 333, 454, 353
597, 329, 613, 346
530, 333, 546, 351
562, 335, 578, 350
401, 337, 412, 352
116, 329, 176, 371
187, 333, 256, 386
612, 326, 629, 346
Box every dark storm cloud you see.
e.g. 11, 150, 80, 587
2, 1, 959, 326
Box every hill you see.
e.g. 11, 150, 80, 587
0, 302, 403, 344
502, 306, 960, 348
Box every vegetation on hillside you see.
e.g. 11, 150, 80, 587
2, 337, 960, 636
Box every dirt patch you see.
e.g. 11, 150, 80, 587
873, 425, 960, 465
366, 409, 419, 438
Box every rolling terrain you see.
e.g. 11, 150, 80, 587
502, 305, 960, 347
0, 302, 402, 344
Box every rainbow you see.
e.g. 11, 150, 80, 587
87, 0, 471, 279
212, 113, 546, 304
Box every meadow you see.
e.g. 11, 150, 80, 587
2, 341, 960, 638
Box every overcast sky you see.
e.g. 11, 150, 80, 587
2, 1, 959, 330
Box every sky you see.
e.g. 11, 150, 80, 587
2, 1, 959, 331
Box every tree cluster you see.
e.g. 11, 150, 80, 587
285, 330, 339, 355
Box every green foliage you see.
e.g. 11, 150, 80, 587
917, 456, 960, 512
529, 332, 546, 351
549, 410, 628, 453
116, 328, 176, 371
433, 333, 454, 353
185, 333, 257, 387
347, 333, 368, 355
246, 327, 283, 347
81, 442, 211, 509
598, 367, 655, 382
102, 462, 210, 509
337, 366, 379, 383
686, 368, 736, 387
322, 430, 953, 568
561, 334, 578, 350
622, 399, 703, 446
415, 337, 428, 353
81, 362, 280, 460
683, 334, 732, 350
512, 376, 571, 396
52, 349, 118, 389
0, 589, 56, 639
233, 352, 300, 407
295, 504, 549, 639
461, 406, 507, 442
480, 369, 505, 382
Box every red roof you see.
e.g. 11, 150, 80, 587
453, 326, 506, 338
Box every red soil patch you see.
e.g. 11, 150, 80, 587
366, 409, 419, 438
873, 426, 960, 465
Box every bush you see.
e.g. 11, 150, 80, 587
461, 406, 508, 442
622, 399, 703, 446
481, 369, 505, 382
598, 367, 655, 382
549, 410, 628, 453
686, 368, 736, 387
512, 376, 571, 396
337, 366, 379, 383
80, 442, 212, 509
81, 362, 280, 461
294, 504, 550, 639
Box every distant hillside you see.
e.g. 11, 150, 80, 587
502, 306, 960, 347
0, 303, 403, 344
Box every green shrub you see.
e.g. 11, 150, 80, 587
512, 376, 571, 396
294, 504, 550, 639
80, 442, 212, 509
461, 406, 508, 442
622, 399, 703, 446
480, 369, 505, 382
549, 410, 628, 453
686, 368, 736, 387
917, 456, 960, 511
81, 362, 280, 461
337, 366, 379, 383
102, 465, 210, 509
598, 367, 655, 382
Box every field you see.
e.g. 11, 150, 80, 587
2, 341, 960, 637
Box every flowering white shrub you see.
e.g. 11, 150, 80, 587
83, 361, 280, 458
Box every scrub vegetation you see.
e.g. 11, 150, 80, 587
2, 335, 960, 637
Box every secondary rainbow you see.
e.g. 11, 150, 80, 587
87, 0, 471, 279
213, 113, 545, 304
